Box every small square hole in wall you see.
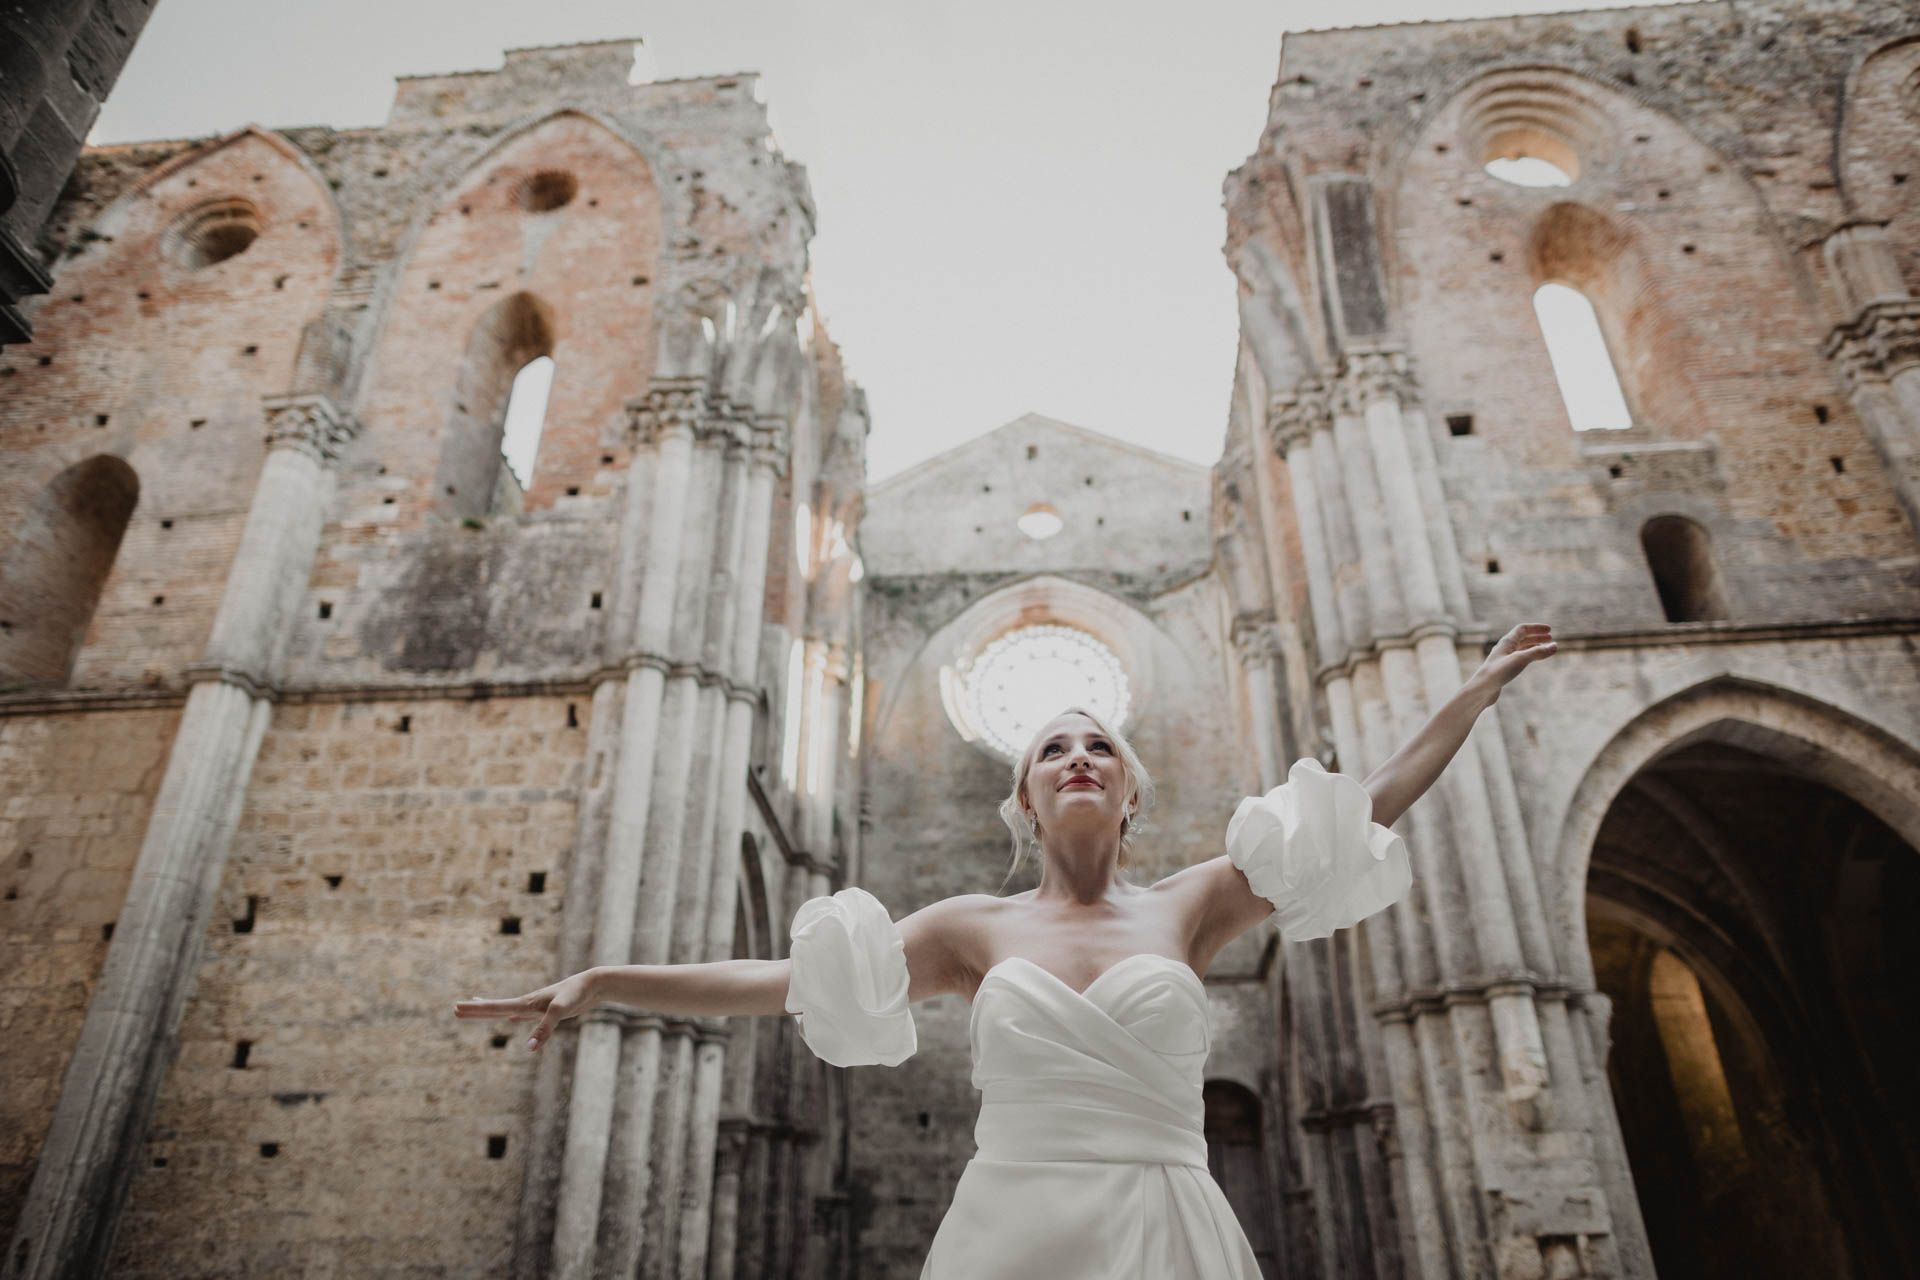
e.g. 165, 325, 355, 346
589, 592, 602, 609
1609, 463, 1625, 479
318, 601, 333, 620
918, 1111, 932, 1129
151, 595, 165, 606
233, 895, 258, 933
1893, 173, 1909, 187
95, 414, 109, 426
242, 345, 258, 356
160, 518, 173, 529
383, 496, 396, 505
600, 454, 614, 465
631, 275, 649, 286
1681, 244, 1697, 255
153, 1156, 168, 1168
1446, 414, 1474, 436
1488, 250, 1505, 263
396, 715, 411, 733
491, 1034, 509, 1050
566, 486, 580, 496
259, 1143, 279, 1159
1830, 456, 1846, 474
528, 871, 547, 894
38, 354, 52, 366
102, 921, 115, 940
566, 703, 579, 729
487, 1135, 508, 1159
190, 418, 206, 430
500, 916, 522, 935
233, 1040, 253, 1069
1813, 404, 1830, 424
1026, 444, 1038, 460
323, 874, 342, 889
427, 280, 441, 291
1486, 558, 1502, 574
1181, 510, 1191, 521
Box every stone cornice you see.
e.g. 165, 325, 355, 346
262, 394, 359, 465
1824, 298, 1920, 389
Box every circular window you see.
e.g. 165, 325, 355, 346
1017, 503, 1063, 540
168, 200, 262, 270
516, 170, 578, 212
950, 623, 1131, 761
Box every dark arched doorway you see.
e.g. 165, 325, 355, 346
1586, 737, 1920, 1280
1205, 1079, 1282, 1278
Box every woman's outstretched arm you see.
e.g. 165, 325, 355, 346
453, 893, 982, 1053
1360, 621, 1556, 828
454, 958, 792, 1054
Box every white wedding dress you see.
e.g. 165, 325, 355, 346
782, 759, 1412, 1279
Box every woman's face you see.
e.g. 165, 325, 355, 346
1022, 712, 1131, 843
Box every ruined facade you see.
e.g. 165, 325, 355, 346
0, 42, 869, 1279
4, 3, 1920, 1278
1209, 3, 1920, 1277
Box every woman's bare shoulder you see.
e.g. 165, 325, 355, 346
893, 893, 1003, 1002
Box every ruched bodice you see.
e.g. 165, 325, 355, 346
968, 955, 1211, 1169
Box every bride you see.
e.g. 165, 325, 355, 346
456, 622, 1558, 1277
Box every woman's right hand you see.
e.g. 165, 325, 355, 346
453, 968, 600, 1052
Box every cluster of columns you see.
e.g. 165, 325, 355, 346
7, 393, 360, 1279
1260, 349, 1652, 1279
524, 376, 790, 1280
1822, 221, 1920, 541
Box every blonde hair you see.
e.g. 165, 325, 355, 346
996, 705, 1155, 892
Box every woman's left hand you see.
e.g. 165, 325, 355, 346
1472, 622, 1557, 695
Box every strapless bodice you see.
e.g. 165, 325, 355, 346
967, 954, 1212, 1168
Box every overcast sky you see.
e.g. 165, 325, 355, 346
93, 0, 1682, 481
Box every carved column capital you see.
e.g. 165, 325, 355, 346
1230, 615, 1283, 664
1824, 298, 1920, 391
1266, 382, 1332, 454
749, 414, 791, 476
262, 394, 358, 465
626, 378, 708, 446
1337, 345, 1417, 412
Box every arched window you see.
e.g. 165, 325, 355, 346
436, 292, 554, 518
1640, 515, 1729, 622
499, 354, 554, 490
1533, 282, 1632, 431
0, 456, 140, 686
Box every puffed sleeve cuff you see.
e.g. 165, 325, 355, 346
784, 886, 917, 1068
1225, 757, 1413, 943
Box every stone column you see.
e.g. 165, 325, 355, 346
672, 418, 785, 1280
1822, 223, 1920, 541
549, 381, 702, 1280
1230, 618, 1286, 793
6, 394, 357, 1279
603, 406, 731, 1280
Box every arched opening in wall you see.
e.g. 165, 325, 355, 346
0, 456, 140, 686
499, 354, 554, 490
1532, 283, 1631, 430
434, 292, 555, 519
1639, 514, 1729, 621
1204, 1081, 1281, 1275
165, 198, 263, 270
1528, 203, 1707, 436
1484, 128, 1579, 188
1585, 736, 1920, 1280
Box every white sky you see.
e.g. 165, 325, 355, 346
92, 0, 1684, 481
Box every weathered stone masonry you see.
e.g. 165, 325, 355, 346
1, 41, 872, 1280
